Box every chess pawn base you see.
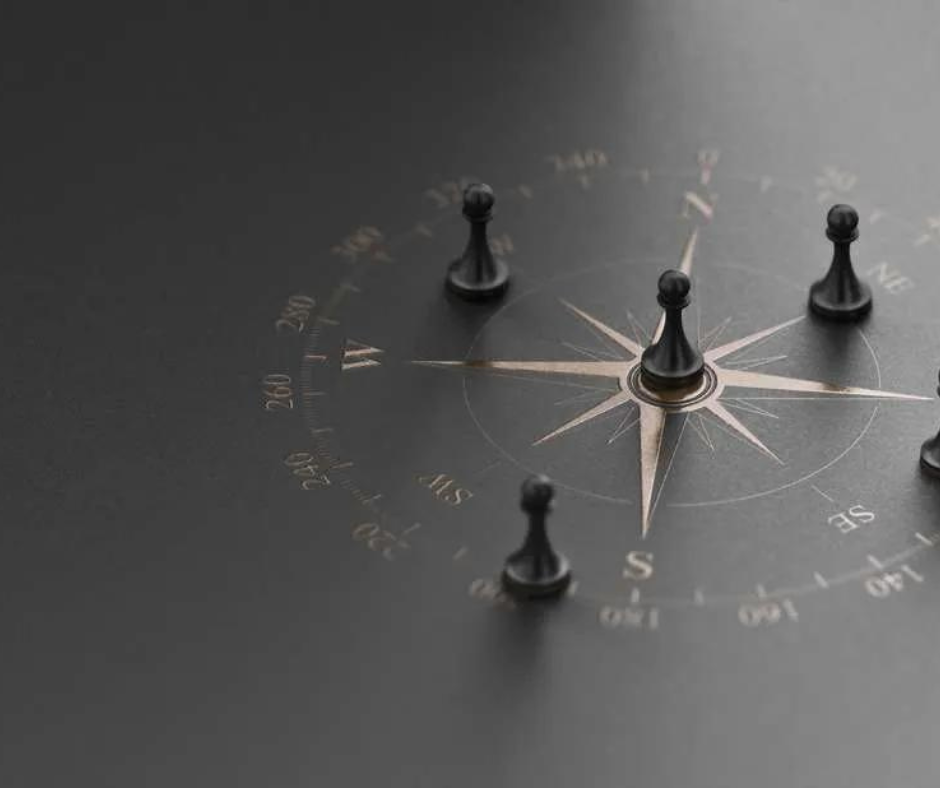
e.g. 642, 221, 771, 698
809, 278, 872, 321
502, 551, 571, 599
920, 433, 940, 478
446, 257, 510, 301
809, 204, 873, 322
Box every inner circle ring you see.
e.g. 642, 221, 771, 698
459, 258, 881, 507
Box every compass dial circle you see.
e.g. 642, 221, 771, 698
280, 154, 940, 622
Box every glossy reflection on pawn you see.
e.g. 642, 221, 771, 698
501, 475, 572, 599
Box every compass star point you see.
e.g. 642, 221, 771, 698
413, 358, 626, 379
638, 402, 667, 539
533, 391, 633, 446
559, 300, 644, 358
705, 315, 805, 363
720, 368, 931, 401
706, 400, 783, 465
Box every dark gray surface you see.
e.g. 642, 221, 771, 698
4, 2, 940, 786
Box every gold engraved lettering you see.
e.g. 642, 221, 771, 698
697, 148, 720, 186
275, 294, 315, 334
622, 550, 655, 581
868, 262, 915, 295
262, 373, 294, 412
488, 233, 514, 257
546, 150, 609, 188
424, 177, 480, 209
738, 598, 798, 627
351, 522, 420, 561
417, 473, 474, 506
827, 504, 875, 535
914, 214, 940, 246
682, 191, 715, 221
546, 149, 609, 173
599, 605, 660, 631
342, 340, 384, 371
468, 578, 517, 610
331, 226, 391, 262
865, 564, 924, 598
283, 451, 332, 489
815, 166, 857, 204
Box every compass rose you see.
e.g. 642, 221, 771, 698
415, 230, 928, 538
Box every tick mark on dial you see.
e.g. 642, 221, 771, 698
915, 532, 938, 547
810, 485, 836, 503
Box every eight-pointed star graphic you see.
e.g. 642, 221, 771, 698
415, 298, 928, 538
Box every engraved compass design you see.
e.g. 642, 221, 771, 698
276, 148, 940, 626
415, 223, 927, 538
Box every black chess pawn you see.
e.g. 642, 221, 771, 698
920, 370, 940, 477
809, 204, 873, 321
640, 270, 705, 390
502, 475, 571, 599
446, 183, 511, 301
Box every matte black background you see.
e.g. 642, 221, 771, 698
4, 2, 940, 786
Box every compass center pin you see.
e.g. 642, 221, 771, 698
626, 362, 719, 410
